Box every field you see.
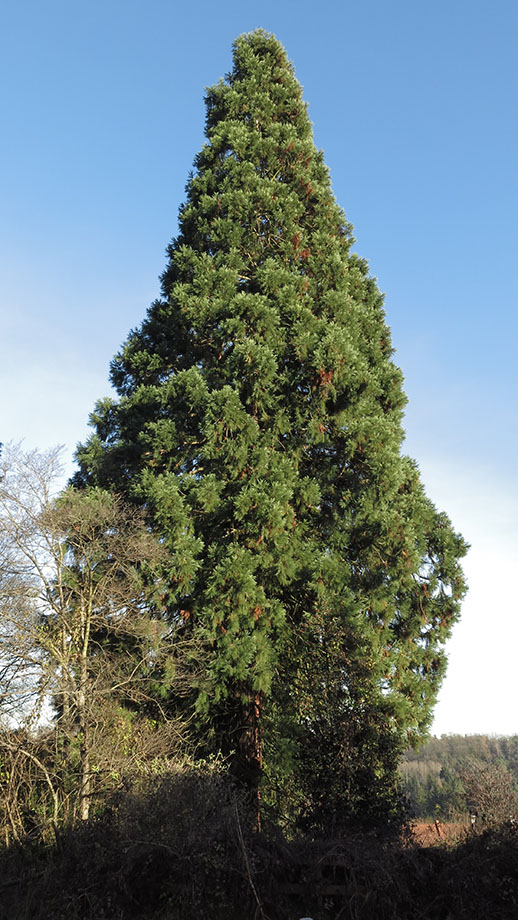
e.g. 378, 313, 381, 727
410, 820, 468, 846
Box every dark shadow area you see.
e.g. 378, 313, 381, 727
2, 770, 518, 920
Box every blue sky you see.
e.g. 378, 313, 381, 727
1, 0, 516, 736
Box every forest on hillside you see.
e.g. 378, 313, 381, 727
401, 734, 518, 821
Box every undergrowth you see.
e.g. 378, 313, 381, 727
1, 768, 518, 920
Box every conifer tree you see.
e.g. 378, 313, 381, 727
75, 30, 467, 822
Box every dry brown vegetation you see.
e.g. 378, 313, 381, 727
410, 820, 467, 846
1, 770, 518, 920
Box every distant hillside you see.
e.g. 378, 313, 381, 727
400, 734, 518, 819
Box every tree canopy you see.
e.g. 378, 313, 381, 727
74, 29, 467, 826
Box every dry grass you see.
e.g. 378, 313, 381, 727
410, 820, 468, 846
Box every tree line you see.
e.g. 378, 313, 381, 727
401, 734, 518, 822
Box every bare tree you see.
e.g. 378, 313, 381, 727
459, 757, 518, 828
0, 443, 186, 830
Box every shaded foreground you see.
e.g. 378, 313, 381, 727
1, 774, 518, 920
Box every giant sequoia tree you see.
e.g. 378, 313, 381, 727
75, 30, 467, 823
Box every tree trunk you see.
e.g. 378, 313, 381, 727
77, 627, 91, 822
78, 740, 91, 821
237, 690, 264, 831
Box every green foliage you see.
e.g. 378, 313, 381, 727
401, 734, 518, 821
74, 30, 468, 823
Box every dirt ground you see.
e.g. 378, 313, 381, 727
410, 821, 469, 846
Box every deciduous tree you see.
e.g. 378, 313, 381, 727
0, 444, 178, 826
